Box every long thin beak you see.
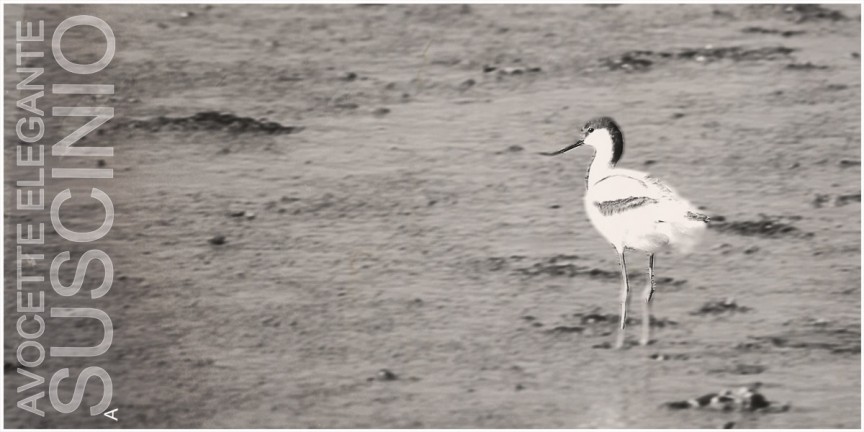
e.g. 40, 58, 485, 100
539, 140, 583, 156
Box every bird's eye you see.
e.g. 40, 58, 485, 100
587, 128, 594, 133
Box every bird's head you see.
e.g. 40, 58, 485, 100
542, 116, 624, 165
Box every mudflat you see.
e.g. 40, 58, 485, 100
4, 4, 860, 428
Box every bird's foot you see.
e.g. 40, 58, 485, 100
614, 331, 626, 350
640, 326, 652, 346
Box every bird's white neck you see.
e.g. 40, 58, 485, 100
585, 144, 617, 189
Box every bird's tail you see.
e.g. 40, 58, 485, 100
663, 208, 708, 254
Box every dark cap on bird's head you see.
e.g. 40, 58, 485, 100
541, 116, 625, 165
583, 116, 624, 164
582, 116, 621, 135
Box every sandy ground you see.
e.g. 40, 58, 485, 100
4, 4, 861, 428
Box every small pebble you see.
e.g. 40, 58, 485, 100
208, 235, 226, 245
507, 145, 524, 152
458, 79, 476, 91
376, 369, 398, 381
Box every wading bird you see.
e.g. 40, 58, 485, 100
542, 117, 708, 349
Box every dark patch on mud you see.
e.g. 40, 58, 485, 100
771, 4, 848, 23
476, 255, 612, 279
786, 62, 829, 71
709, 363, 767, 375
577, 311, 677, 328
826, 84, 850, 91
472, 254, 527, 272
602, 46, 795, 72
811, 194, 831, 208
118, 111, 304, 135
208, 235, 227, 246
664, 384, 787, 413
692, 298, 752, 315
812, 193, 860, 208
602, 50, 655, 72
742, 27, 805, 37
509, 255, 688, 286
546, 325, 585, 335
834, 193, 861, 207
481, 62, 544, 79
649, 353, 691, 361
751, 326, 860, 354
709, 214, 811, 239
517, 262, 618, 279
543, 309, 676, 338
735, 341, 767, 352
571, 309, 677, 329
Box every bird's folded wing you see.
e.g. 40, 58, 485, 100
593, 196, 659, 216
589, 173, 685, 217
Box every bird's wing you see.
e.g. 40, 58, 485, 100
588, 174, 661, 215
589, 172, 696, 217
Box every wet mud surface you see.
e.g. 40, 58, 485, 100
3, 4, 860, 428
117, 111, 305, 135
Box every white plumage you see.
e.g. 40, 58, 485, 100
584, 167, 706, 255
543, 117, 707, 349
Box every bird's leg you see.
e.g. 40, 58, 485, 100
640, 254, 655, 346
614, 250, 630, 349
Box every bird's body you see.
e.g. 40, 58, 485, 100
584, 167, 706, 255
543, 116, 707, 348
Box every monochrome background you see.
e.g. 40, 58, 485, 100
4, 4, 860, 428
